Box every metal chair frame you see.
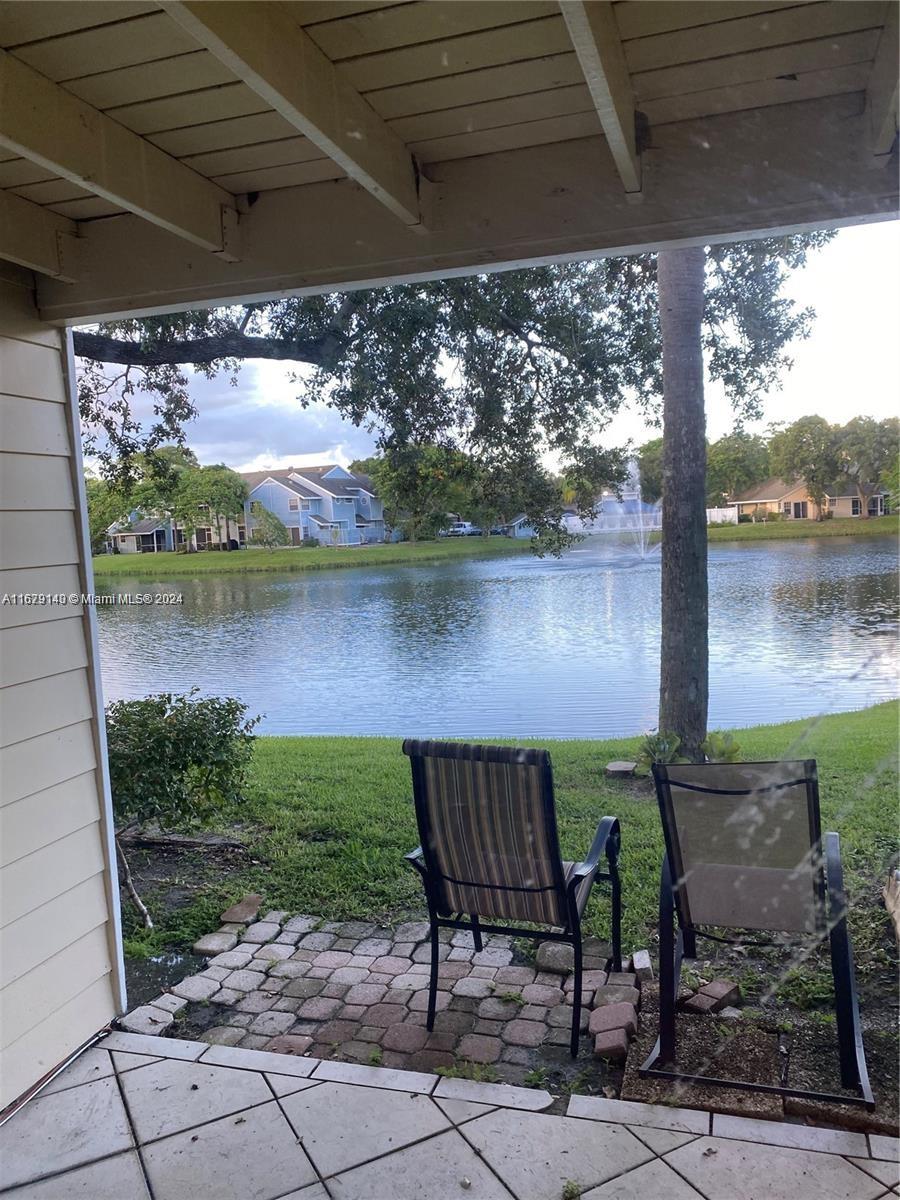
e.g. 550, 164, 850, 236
640, 760, 874, 1108
403, 741, 622, 1057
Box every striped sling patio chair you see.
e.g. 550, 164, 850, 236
641, 759, 873, 1107
402, 740, 622, 1057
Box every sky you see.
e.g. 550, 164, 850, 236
128, 220, 900, 473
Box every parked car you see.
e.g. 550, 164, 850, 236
446, 521, 473, 536
465, 525, 483, 535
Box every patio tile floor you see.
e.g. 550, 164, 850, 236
1, 1032, 895, 1200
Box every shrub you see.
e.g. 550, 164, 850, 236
106, 689, 260, 831
700, 730, 742, 763
636, 730, 686, 770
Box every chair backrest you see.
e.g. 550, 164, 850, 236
653, 760, 825, 935
403, 740, 570, 927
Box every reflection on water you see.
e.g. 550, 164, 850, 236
96, 537, 899, 738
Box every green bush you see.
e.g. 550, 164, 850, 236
700, 730, 742, 763
106, 689, 260, 830
636, 730, 685, 771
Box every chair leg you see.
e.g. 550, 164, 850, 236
825, 833, 871, 1099
426, 916, 440, 1031
608, 847, 622, 973
470, 913, 483, 953
658, 855, 678, 1064
570, 932, 583, 1058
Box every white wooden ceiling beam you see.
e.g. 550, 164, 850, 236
559, 1, 641, 193
0, 49, 238, 257
35, 95, 897, 325
161, 0, 422, 227
867, 0, 899, 164
0, 189, 78, 281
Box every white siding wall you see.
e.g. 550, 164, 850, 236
0, 265, 123, 1108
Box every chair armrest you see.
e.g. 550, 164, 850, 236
404, 846, 427, 878
567, 816, 621, 892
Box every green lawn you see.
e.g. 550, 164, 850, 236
707, 515, 898, 542
93, 536, 529, 577
124, 702, 899, 982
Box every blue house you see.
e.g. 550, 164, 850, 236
242, 464, 385, 547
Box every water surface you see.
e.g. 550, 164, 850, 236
96, 536, 898, 738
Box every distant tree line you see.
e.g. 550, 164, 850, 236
637, 414, 898, 517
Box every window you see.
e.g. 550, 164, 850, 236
852, 497, 861, 516
288, 497, 299, 511
301, 501, 310, 510
827, 496, 836, 508
782, 502, 791, 515
197, 503, 210, 513
867, 497, 881, 516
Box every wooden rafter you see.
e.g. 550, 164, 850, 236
161, 0, 422, 227
0, 49, 238, 257
0, 189, 77, 280
559, 0, 641, 193
867, 0, 899, 163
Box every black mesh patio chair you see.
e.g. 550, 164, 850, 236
641, 759, 873, 1107
402, 739, 622, 1057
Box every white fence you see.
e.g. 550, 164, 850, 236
707, 506, 738, 524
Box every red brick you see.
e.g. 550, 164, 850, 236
588, 1002, 637, 1037
681, 992, 720, 1014
262, 1034, 313, 1056
381, 1022, 429, 1053
458, 1034, 502, 1063
501, 1019, 546, 1047
593, 1029, 629, 1061
699, 979, 740, 1008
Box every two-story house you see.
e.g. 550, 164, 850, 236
242, 464, 385, 546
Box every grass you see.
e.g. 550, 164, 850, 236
706, 515, 898, 542
123, 702, 899, 979
93, 536, 529, 577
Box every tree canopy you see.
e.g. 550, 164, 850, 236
75, 235, 832, 549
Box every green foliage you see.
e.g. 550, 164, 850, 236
700, 731, 742, 763
85, 474, 128, 553
779, 967, 835, 1011
523, 1067, 550, 1089
249, 501, 290, 550
636, 730, 685, 770
106, 689, 259, 831
636, 438, 663, 504
496, 991, 526, 1006
171, 464, 248, 546
769, 416, 840, 516
836, 416, 899, 514
561, 1181, 581, 1200
706, 432, 770, 507
435, 1061, 499, 1083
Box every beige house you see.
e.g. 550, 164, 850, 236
0, 0, 897, 1115
732, 477, 889, 520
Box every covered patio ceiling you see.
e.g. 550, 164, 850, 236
0, 0, 897, 324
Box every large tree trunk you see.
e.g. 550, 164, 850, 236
658, 247, 708, 762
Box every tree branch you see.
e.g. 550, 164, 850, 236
73, 330, 335, 369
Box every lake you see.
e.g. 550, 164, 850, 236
96, 536, 898, 739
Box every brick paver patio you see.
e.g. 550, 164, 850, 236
1, 1031, 896, 1199
120, 906, 645, 1087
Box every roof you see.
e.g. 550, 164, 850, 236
733, 477, 889, 504
241, 471, 318, 499
0, 3, 891, 324
291, 466, 373, 497
732, 478, 804, 504
123, 518, 163, 535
